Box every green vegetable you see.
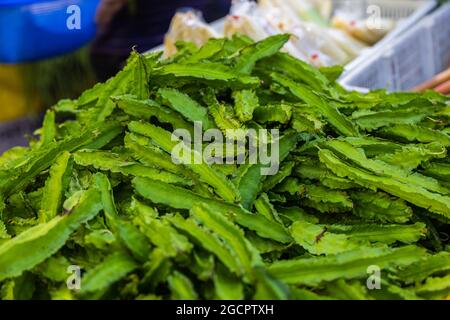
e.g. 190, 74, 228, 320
80, 251, 138, 293
268, 246, 427, 286
38, 151, 73, 223
0, 35, 448, 300
0, 189, 102, 281
168, 271, 198, 300
234, 34, 290, 74
158, 88, 214, 129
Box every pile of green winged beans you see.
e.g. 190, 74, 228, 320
0, 34, 449, 300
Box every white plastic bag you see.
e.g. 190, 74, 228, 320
164, 10, 220, 57
284, 0, 332, 26
332, 15, 395, 45
224, 0, 276, 41
224, 0, 309, 62
327, 28, 367, 58
259, 0, 348, 66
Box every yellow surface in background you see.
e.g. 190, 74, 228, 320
0, 65, 40, 122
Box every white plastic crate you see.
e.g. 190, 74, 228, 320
333, 0, 435, 41
346, 51, 395, 90
339, 3, 450, 91
338, 0, 437, 77
427, 3, 450, 74
389, 23, 434, 91
391, 3, 450, 91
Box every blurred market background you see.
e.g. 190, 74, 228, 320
0, 0, 449, 153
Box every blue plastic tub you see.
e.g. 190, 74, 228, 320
0, 0, 100, 63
